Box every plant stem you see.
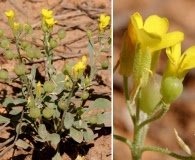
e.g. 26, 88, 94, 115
142, 146, 195, 160
123, 76, 135, 123
113, 134, 133, 149
15, 38, 22, 64
57, 81, 77, 132
138, 103, 169, 130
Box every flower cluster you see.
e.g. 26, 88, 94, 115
41, 8, 57, 31
98, 14, 110, 32
5, 10, 15, 21
73, 56, 87, 79
4, 10, 33, 35
119, 12, 195, 106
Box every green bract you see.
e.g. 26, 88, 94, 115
0, 69, 8, 80
26, 47, 35, 59
4, 50, 14, 60
57, 28, 66, 39
84, 77, 90, 86
81, 91, 89, 100
161, 76, 183, 104
0, 29, 4, 36
49, 39, 58, 48
140, 75, 162, 114
101, 59, 109, 69
1, 39, 10, 48
14, 63, 26, 76
43, 80, 55, 93
89, 115, 98, 124
58, 100, 67, 110
64, 81, 70, 89
29, 108, 41, 119
42, 107, 53, 119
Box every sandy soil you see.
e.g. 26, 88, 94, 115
0, 0, 111, 160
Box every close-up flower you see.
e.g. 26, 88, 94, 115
13, 22, 19, 30
45, 17, 57, 28
99, 14, 110, 31
5, 9, 15, 21
41, 8, 53, 19
164, 42, 195, 79
119, 12, 184, 77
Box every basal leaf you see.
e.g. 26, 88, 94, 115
69, 127, 83, 143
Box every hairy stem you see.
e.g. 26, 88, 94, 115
113, 134, 133, 149
57, 81, 77, 132
142, 146, 195, 160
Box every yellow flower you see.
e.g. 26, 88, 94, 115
36, 81, 42, 97
5, 10, 15, 21
41, 8, 53, 19
82, 56, 87, 64
45, 17, 57, 28
99, 14, 110, 31
119, 12, 184, 77
74, 61, 86, 72
164, 43, 195, 79
13, 22, 19, 30
130, 12, 184, 52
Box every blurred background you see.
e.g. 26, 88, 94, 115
113, 0, 195, 159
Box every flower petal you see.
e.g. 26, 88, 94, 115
151, 31, 184, 52
131, 12, 143, 29
166, 43, 182, 65
144, 15, 169, 36
180, 46, 195, 71
138, 29, 161, 48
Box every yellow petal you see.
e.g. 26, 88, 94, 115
138, 28, 161, 48
151, 31, 184, 52
166, 43, 182, 65
180, 46, 195, 71
128, 20, 138, 46
131, 12, 143, 29
41, 8, 53, 19
144, 15, 169, 36
5, 10, 15, 20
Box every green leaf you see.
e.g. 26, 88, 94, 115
49, 133, 60, 145
87, 39, 94, 64
9, 108, 22, 115
83, 128, 97, 142
52, 152, 62, 160
82, 98, 110, 118
38, 124, 49, 141
0, 115, 10, 124
53, 74, 65, 94
64, 112, 74, 129
69, 127, 83, 143
30, 64, 36, 78
14, 98, 27, 105
73, 120, 88, 129
97, 112, 111, 127
2, 97, 14, 108
15, 139, 30, 149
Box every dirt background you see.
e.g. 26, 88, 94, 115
0, 0, 111, 160
114, 0, 195, 160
